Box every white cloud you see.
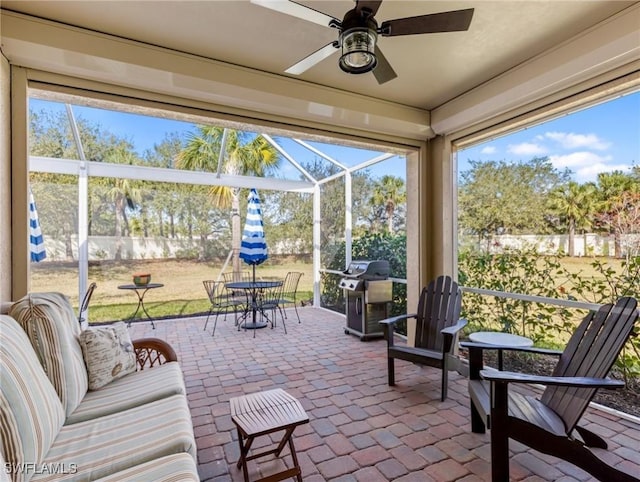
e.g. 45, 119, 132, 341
549, 151, 631, 182
549, 151, 612, 169
545, 131, 610, 150
507, 142, 546, 155
481, 146, 497, 154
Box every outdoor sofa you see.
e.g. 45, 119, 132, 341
0, 292, 199, 482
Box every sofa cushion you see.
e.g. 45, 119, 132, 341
92, 453, 200, 482
32, 394, 196, 482
0, 315, 66, 482
78, 322, 136, 390
9, 293, 88, 417
66, 362, 186, 424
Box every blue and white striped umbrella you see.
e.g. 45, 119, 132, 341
239, 189, 268, 272
29, 189, 46, 262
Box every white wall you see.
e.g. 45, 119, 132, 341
461, 233, 640, 257
38, 236, 309, 261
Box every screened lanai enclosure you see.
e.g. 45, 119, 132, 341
28, 90, 408, 322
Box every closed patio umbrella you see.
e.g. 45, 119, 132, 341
29, 188, 46, 262
239, 188, 268, 281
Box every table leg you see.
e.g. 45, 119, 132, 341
126, 295, 143, 327
288, 436, 303, 482
138, 293, 156, 329
126, 288, 156, 329
236, 428, 252, 482
240, 289, 267, 331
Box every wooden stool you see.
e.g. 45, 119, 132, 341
230, 388, 309, 482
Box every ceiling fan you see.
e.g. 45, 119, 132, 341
251, 0, 474, 84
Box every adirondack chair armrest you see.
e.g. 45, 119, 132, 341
441, 318, 468, 336
480, 369, 625, 389
380, 313, 416, 346
379, 313, 416, 327
441, 318, 468, 353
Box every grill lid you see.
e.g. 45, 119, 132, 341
342, 260, 390, 280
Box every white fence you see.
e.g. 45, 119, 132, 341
38, 236, 307, 261
462, 233, 639, 257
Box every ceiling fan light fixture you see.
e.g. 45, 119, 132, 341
339, 27, 377, 74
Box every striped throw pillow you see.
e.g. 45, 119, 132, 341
9, 293, 88, 418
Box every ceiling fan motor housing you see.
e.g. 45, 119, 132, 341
338, 8, 379, 74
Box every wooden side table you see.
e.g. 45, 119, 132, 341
230, 388, 309, 482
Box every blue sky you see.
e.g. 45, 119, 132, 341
31, 99, 405, 181
32, 90, 639, 184
457, 90, 640, 183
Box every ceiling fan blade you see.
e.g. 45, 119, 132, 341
355, 0, 383, 16
285, 42, 339, 75
372, 46, 397, 85
380, 8, 474, 36
250, 0, 338, 28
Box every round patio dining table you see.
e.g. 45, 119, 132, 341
225, 280, 283, 330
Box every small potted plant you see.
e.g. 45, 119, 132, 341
132, 273, 151, 286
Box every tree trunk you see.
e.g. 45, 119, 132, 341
568, 219, 575, 257
614, 230, 622, 258
64, 225, 74, 261
232, 189, 242, 274
114, 197, 123, 261
386, 204, 394, 234
199, 233, 206, 261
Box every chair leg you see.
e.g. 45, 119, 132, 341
277, 305, 286, 326
294, 301, 301, 323
440, 364, 448, 402
280, 309, 287, 334
490, 382, 510, 481
471, 402, 486, 433
211, 311, 222, 337
388, 357, 395, 386
203, 308, 213, 331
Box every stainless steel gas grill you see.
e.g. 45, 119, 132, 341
339, 260, 392, 341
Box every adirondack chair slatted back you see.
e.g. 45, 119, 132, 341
542, 296, 639, 433
414, 276, 462, 352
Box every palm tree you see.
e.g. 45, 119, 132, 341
176, 127, 280, 273
595, 171, 636, 258
547, 181, 595, 256
106, 148, 143, 260
371, 175, 406, 233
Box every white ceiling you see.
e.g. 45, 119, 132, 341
2, 0, 636, 111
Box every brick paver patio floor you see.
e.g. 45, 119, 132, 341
129, 307, 640, 481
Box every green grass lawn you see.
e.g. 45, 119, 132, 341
30, 255, 625, 323
31, 257, 314, 323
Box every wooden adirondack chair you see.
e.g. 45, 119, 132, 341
463, 296, 639, 482
380, 275, 467, 401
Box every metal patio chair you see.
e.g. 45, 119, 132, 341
222, 270, 252, 313
78, 282, 97, 328
276, 271, 303, 323
203, 280, 243, 336
258, 282, 287, 335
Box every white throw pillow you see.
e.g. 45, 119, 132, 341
79, 322, 137, 390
